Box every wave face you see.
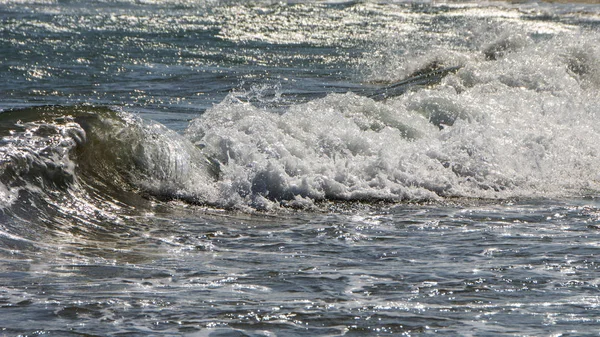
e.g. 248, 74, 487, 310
0, 106, 219, 233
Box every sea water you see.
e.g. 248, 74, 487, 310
1, 1, 600, 336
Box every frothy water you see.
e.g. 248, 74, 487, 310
1, 1, 600, 336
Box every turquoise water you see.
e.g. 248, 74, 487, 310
1, 1, 600, 335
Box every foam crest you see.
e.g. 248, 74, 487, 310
185, 31, 600, 209
188, 92, 468, 209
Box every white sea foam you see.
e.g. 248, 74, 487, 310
0, 117, 84, 209
0, 182, 18, 209
184, 30, 600, 209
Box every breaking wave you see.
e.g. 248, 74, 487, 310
1, 32, 600, 219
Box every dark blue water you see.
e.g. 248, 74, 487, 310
1, 1, 600, 336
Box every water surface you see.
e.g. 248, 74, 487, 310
1, 0, 600, 335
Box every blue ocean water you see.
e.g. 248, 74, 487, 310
1, 0, 600, 336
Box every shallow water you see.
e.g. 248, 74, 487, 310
1, 0, 600, 336
2, 199, 600, 336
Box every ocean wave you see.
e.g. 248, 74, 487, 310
1, 31, 599, 216
0, 105, 218, 227
187, 33, 600, 209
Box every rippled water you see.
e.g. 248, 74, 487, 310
1, 0, 600, 336
2, 200, 600, 335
